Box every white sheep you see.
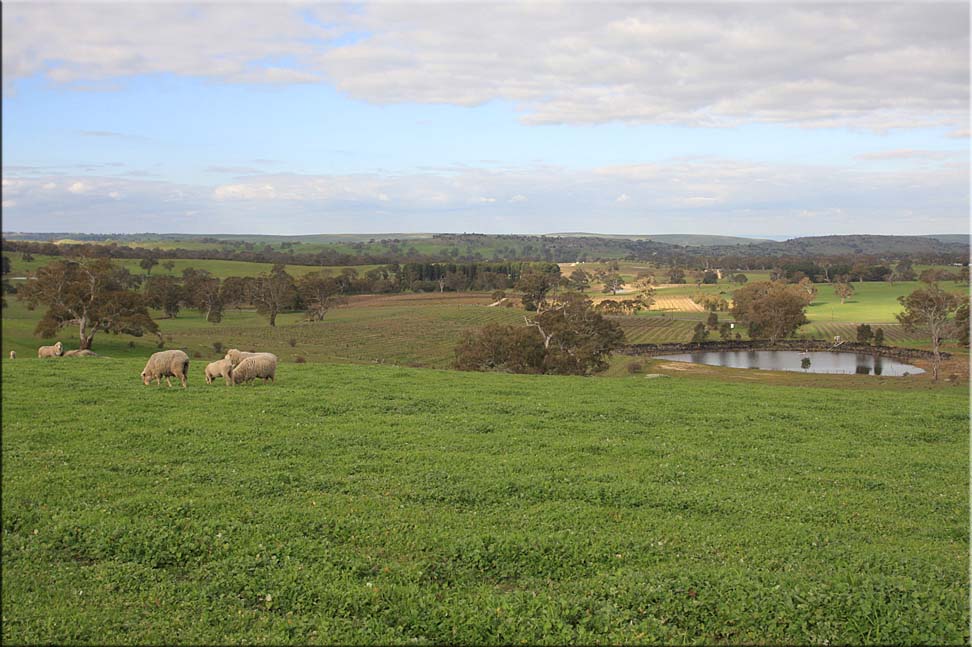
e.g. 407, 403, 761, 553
204, 358, 233, 385
63, 349, 98, 357
37, 342, 63, 358
9, 350, 15, 360
140, 349, 190, 388
224, 348, 277, 368
229, 353, 277, 386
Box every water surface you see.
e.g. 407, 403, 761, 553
655, 350, 924, 376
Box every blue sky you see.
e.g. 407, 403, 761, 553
2, 2, 969, 237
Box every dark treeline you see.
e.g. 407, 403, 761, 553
2, 238, 437, 267
3, 234, 967, 272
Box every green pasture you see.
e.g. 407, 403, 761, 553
804, 281, 966, 323
1, 298, 526, 369
2, 359, 968, 644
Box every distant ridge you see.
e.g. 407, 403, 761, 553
545, 232, 772, 246
920, 234, 969, 244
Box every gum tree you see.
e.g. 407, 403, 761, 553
896, 284, 966, 381
18, 256, 158, 350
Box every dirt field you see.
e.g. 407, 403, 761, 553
651, 295, 706, 312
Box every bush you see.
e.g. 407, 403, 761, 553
294, 355, 306, 364
212, 341, 223, 354
873, 328, 884, 346
719, 322, 733, 340
627, 360, 644, 374
856, 323, 874, 344
288, 337, 298, 348
691, 322, 709, 343
192, 351, 202, 359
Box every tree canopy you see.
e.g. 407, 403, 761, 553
731, 281, 810, 342
18, 256, 158, 350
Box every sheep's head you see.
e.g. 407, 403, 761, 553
54, 341, 63, 355
140, 370, 150, 385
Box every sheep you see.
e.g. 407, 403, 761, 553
229, 353, 277, 386
9, 351, 15, 360
140, 349, 190, 388
63, 349, 98, 357
224, 348, 276, 368
204, 358, 233, 385
38, 341, 63, 358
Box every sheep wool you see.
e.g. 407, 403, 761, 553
224, 348, 277, 368
37, 342, 63, 358
230, 354, 277, 385
9, 350, 15, 360
205, 358, 233, 385
141, 349, 190, 388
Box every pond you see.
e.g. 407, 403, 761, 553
654, 350, 925, 376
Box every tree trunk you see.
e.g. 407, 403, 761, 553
931, 336, 941, 382
269, 308, 277, 327
78, 316, 94, 350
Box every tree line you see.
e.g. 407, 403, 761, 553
5, 236, 966, 270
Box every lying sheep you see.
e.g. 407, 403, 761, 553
37, 341, 63, 358
63, 349, 98, 357
140, 349, 190, 388
204, 358, 233, 385
9, 351, 15, 360
229, 353, 277, 385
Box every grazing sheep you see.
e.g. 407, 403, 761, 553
140, 349, 190, 388
224, 348, 276, 368
63, 349, 98, 357
229, 353, 277, 385
37, 341, 63, 358
9, 351, 15, 360
204, 358, 233, 385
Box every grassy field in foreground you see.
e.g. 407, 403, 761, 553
2, 359, 968, 644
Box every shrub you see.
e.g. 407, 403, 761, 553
627, 360, 644, 374
212, 341, 223, 354
294, 355, 306, 363
873, 328, 885, 346
288, 337, 298, 348
192, 351, 202, 359
691, 322, 709, 343
856, 323, 874, 344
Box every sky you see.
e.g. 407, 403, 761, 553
1, 1, 969, 237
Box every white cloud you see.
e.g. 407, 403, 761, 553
3, 158, 967, 235
68, 181, 88, 194
2, 200, 16, 208
2, 3, 967, 130
213, 183, 277, 200
854, 149, 962, 161
509, 194, 527, 203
